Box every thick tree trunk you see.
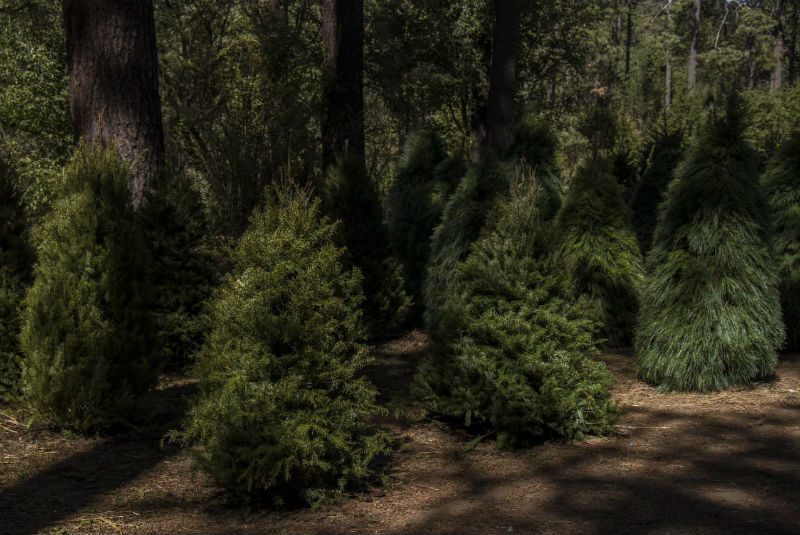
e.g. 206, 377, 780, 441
63, 0, 164, 207
484, 0, 520, 157
688, 0, 701, 93
321, 0, 365, 174
771, 0, 786, 91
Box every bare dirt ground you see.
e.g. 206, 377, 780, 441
1, 331, 799, 535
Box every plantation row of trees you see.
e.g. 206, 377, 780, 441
0, 0, 798, 507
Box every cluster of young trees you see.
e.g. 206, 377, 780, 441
0, 0, 798, 507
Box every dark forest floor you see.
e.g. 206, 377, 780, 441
1, 331, 799, 535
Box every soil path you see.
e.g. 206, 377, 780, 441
1, 331, 799, 534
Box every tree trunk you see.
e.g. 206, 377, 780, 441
790, 0, 798, 84
688, 0, 701, 93
625, 0, 633, 81
771, 0, 786, 91
63, 0, 164, 207
665, 44, 672, 110
484, 0, 520, 157
321, 0, 365, 174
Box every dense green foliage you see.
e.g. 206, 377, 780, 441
631, 129, 685, 255
0, 156, 33, 401
423, 155, 510, 341
0, 0, 70, 215
424, 122, 560, 341
415, 179, 618, 447
180, 188, 390, 506
388, 130, 463, 309
761, 131, 800, 350
143, 177, 220, 368
556, 157, 644, 348
636, 113, 784, 392
324, 158, 410, 330
20, 146, 157, 432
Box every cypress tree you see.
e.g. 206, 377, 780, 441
0, 156, 33, 401
556, 156, 644, 348
20, 145, 157, 432
179, 187, 390, 506
636, 112, 784, 392
631, 129, 684, 255
388, 130, 463, 311
761, 131, 800, 350
415, 178, 618, 447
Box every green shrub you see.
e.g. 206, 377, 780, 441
423, 155, 509, 343
143, 176, 220, 368
324, 157, 410, 331
631, 129, 684, 255
555, 156, 644, 347
20, 145, 157, 432
388, 129, 463, 310
415, 178, 618, 447
761, 131, 800, 351
635, 113, 784, 392
424, 121, 561, 342
0, 155, 33, 401
180, 187, 391, 506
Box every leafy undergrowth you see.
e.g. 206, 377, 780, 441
1, 331, 800, 535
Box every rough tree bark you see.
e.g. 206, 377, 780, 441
321, 0, 365, 174
688, 0, 701, 93
63, 0, 164, 207
484, 0, 521, 156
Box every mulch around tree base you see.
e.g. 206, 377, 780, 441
1, 331, 799, 535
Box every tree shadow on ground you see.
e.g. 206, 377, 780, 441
0, 380, 195, 535
394, 403, 800, 535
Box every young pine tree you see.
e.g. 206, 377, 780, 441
636, 112, 784, 392
631, 128, 684, 255
760, 131, 800, 351
142, 175, 219, 368
20, 145, 157, 432
415, 178, 618, 448
180, 187, 390, 507
388, 129, 463, 311
324, 157, 409, 331
0, 156, 33, 402
424, 121, 560, 343
556, 157, 644, 348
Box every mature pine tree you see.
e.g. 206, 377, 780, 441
415, 178, 618, 447
388, 130, 463, 311
63, 0, 164, 206
636, 110, 784, 391
21, 145, 157, 432
761, 131, 800, 350
0, 156, 33, 401
179, 188, 390, 506
556, 156, 644, 348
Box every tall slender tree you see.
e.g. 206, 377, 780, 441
485, 0, 521, 156
63, 0, 164, 207
688, 0, 701, 93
